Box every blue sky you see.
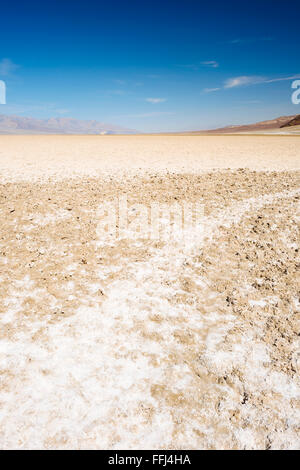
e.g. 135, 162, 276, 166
0, 0, 299, 132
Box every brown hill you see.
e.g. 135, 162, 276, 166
280, 114, 300, 128
185, 115, 298, 134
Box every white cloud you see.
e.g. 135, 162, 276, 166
228, 37, 274, 45
0, 58, 19, 77
1, 102, 71, 115
224, 76, 263, 88
178, 61, 219, 70
108, 89, 127, 96
115, 111, 174, 118
203, 87, 221, 93
264, 75, 300, 84
177, 64, 199, 70
224, 74, 300, 89
146, 98, 166, 104
201, 61, 219, 68
56, 109, 70, 115
238, 100, 262, 104
203, 74, 300, 94
113, 79, 126, 85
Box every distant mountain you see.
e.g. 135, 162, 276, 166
280, 114, 300, 128
184, 115, 299, 134
0, 115, 136, 134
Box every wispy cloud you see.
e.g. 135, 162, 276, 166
224, 76, 263, 88
0, 58, 19, 77
264, 75, 300, 84
108, 89, 127, 96
56, 108, 70, 115
227, 37, 274, 45
204, 74, 300, 92
178, 61, 219, 70
113, 79, 126, 85
201, 61, 219, 68
177, 64, 198, 71
238, 100, 262, 104
1, 102, 70, 115
203, 87, 221, 93
225, 74, 300, 88
115, 111, 173, 118
146, 98, 166, 104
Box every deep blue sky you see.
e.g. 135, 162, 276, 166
0, 0, 299, 131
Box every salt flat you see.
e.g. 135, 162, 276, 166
0, 135, 299, 182
0, 135, 299, 449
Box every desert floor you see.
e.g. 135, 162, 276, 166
0, 135, 299, 449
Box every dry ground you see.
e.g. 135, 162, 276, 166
0, 135, 299, 449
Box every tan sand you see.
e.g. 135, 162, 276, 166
0, 135, 299, 182
0, 135, 299, 449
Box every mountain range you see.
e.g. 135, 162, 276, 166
0, 115, 135, 135
0, 113, 299, 135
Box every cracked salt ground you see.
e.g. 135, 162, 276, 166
94, 189, 300, 449
0, 170, 299, 449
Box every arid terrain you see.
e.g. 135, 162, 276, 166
180, 114, 300, 135
0, 135, 299, 449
